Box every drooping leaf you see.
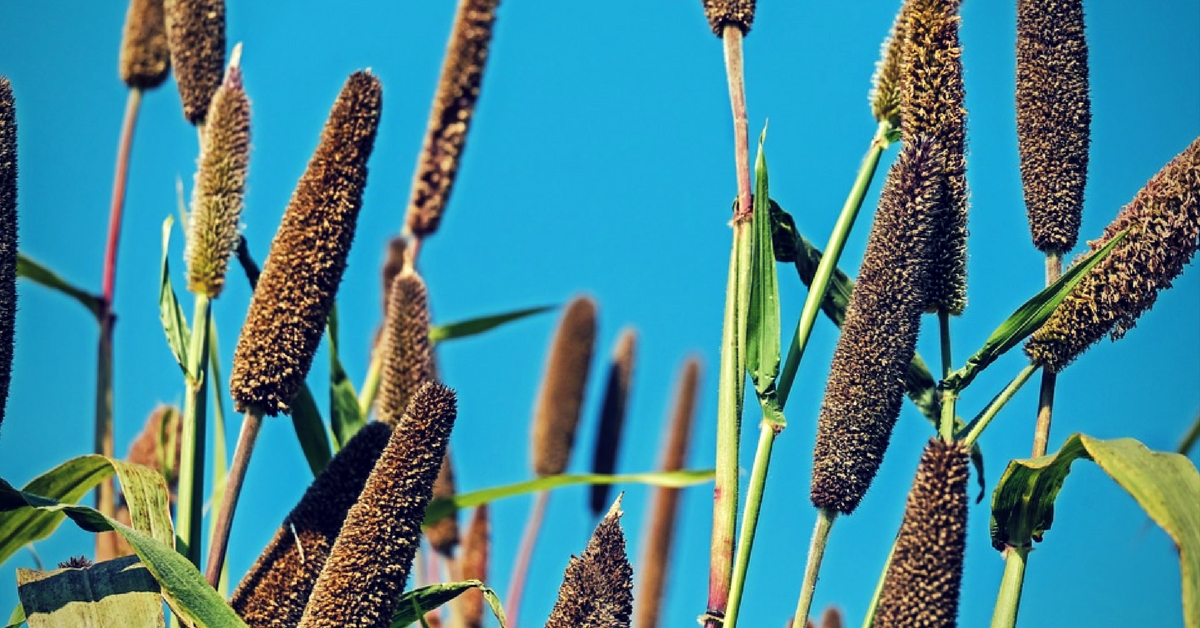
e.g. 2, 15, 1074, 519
5, 602, 25, 628
428, 306, 555, 343
15, 253, 102, 320
329, 304, 366, 450
390, 581, 507, 628
746, 129, 784, 429
17, 555, 164, 628
423, 469, 713, 527
944, 231, 1127, 393
990, 434, 1199, 628
0, 456, 112, 567
158, 217, 191, 374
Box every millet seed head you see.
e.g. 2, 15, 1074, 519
1017, 0, 1091, 254
376, 272, 434, 425
532, 296, 598, 477
424, 448, 460, 557
811, 137, 946, 514
380, 236, 407, 315
700, 0, 756, 36
875, 438, 970, 628
870, 3, 909, 127
163, 0, 225, 124
590, 327, 637, 516
545, 496, 634, 628
1025, 137, 1200, 373
120, 0, 171, 90
460, 504, 490, 628
0, 77, 16, 439
230, 71, 382, 416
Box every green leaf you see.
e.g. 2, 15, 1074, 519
990, 434, 1200, 628
0, 456, 112, 567
158, 217, 191, 375
390, 581, 507, 628
329, 305, 366, 450
15, 253, 102, 320
746, 130, 784, 429
17, 555, 165, 628
205, 318, 232, 597
944, 231, 1127, 393
5, 603, 25, 628
428, 306, 555, 343
423, 469, 713, 527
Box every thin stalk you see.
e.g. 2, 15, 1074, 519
358, 346, 383, 419
938, 311, 956, 442
1031, 253, 1062, 457
990, 546, 1029, 628
960, 363, 1040, 449
176, 294, 211, 567
724, 424, 777, 628
204, 407, 264, 586
505, 489, 549, 628
1178, 409, 1200, 456
791, 508, 838, 628
723, 25, 751, 221
778, 122, 891, 406
858, 540, 897, 628
94, 88, 143, 538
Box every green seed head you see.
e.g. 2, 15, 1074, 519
164, 0, 225, 124
120, 0, 170, 90
870, 4, 908, 127
532, 296, 598, 477
700, 0, 756, 36
545, 496, 634, 628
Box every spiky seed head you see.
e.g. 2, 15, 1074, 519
901, 0, 969, 314
460, 504, 490, 628
875, 439, 969, 628
298, 383, 458, 628
376, 272, 434, 425
424, 448, 460, 557
870, 3, 908, 126
163, 0, 225, 124
120, 0, 170, 89
545, 496, 634, 628
634, 357, 700, 628
811, 137, 946, 514
406, 0, 499, 239
232, 422, 392, 628
700, 0, 756, 36
820, 607, 845, 628
590, 327, 638, 515
125, 405, 183, 492
380, 237, 407, 315
1025, 137, 1200, 372
187, 63, 250, 298
230, 71, 382, 416
1017, 0, 1091, 254
0, 78, 16, 439
532, 297, 597, 477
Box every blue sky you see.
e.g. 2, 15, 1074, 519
1, 1, 1198, 626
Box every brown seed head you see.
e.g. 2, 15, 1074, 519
634, 357, 700, 628
819, 607, 844, 628
590, 327, 637, 515
460, 504, 490, 628
1017, 0, 1091, 254
875, 439, 970, 628
532, 297, 597, 477
871, 4, 909, 126
125, 405, 184, 491
700, 0, 756, 36
57, 556, 94, 570
811, 137, 946, 514
0, 78, 16, 438
230, 71, 382, 415
901, 0, 968, 314
231, 422, 392, 628
120, 0, 170, 89
1025, 137, 1200, 372
377, 272, 434, 426
164, 0, 225, 124
299, 383, 458, 628
187, 63, 250, 298
406, 0, 500, 239
545, 497, 634, 628
424, 448, 460, 557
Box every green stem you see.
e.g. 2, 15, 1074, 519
778, 122, 891, 407
938, 310, 955, 442
990, 546, 1030, 628
176, 294, 211, 567
724, 423, 779, 628
792, 508, 838, 628
859, 539, 897, 628
358, 345, 383, 419
1031, 253, 1062, 457
959, 363, 1040, 449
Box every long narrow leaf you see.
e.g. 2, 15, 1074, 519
746, 130, 784, 428
0, 456, 112, 566
328, 304, 365, 449
15, 253, 102, 320
158, 217, 191, 375
390, 581, 507, 628
428, 305, 555, 344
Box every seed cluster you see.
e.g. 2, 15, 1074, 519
1017, 0, 1091, 254
230, 71, 382, 415
870, 4, 909, 127
875, 439, 970, 628
459, 504, 490, 628
119, 0, 170, 90
406, 0, 500, 239
298, 383, 458, 628
164, 0, 225, 124
545, 498, 634, 628
590, 327, 637, 515
377, 272, 434, 425
700, 0, 756, 36
187, 65, 250, 298
424, 448, 460, 557
0, 78, 16, 438
532, 297, 597, 477
1025, 137, 1200, 372
231, 423, 392, 628
811, 137, 946, 514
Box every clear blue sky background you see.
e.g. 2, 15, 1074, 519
1, 1, 1198, 627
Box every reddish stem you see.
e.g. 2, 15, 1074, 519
723, 26, 752, 224
505, 490, 549, 628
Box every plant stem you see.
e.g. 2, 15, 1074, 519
990, 546, 1030, 628
960, 363, 1040, 449
1031, 253, 1062, 457
938, 310, 956, 442
505, 489, 549, 628
724, 422, 779, 628
176, 294, 211, 567
778, 122, 891, 407
204, 407, 264, 586
94, 88, 143, 550
791, 508, 838, 628
358, 345, 383, 419
1178, 408, 1200, 456
723, 25, 751, 222
859, 539, 897, 628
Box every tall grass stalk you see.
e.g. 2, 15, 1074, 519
1031, 254, 1062, 457
792, 508, 837, 627
176, 293, 211, 567
991, 546, 1029, 628
960, 363, 1040, 449
938, 311, 955, 441
205, 406, 263, 584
